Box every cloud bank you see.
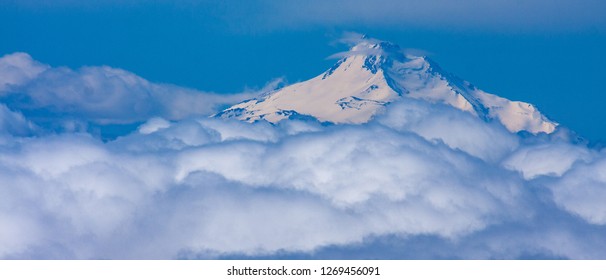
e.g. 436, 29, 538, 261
1, 53, 606, 259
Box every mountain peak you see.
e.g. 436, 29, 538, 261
216, 37, 557, 134
350, 39, 401, 52
343, 37, 407, 64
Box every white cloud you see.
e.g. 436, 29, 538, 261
503, 141, 593, 179
138, 117, 171, 135
550, 155, 606, 225
0, 104, 38, 137
0, 52, 48, 93
1, 114, 527, 258
377, 99, 519, 163
0, 53, 258, 127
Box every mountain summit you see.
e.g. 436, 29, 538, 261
216, 37, 557, 134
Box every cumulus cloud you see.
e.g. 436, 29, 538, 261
503, 141, 593, 179
1, 53, 606, 259
549, 155, 606, 225
377, 99, 519, 163
0, 53, 258, 128
0, 112, 520, 258
0, 52, 49, 92
0, 104, 38, 137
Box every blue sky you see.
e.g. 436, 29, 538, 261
1, 0, 605, 141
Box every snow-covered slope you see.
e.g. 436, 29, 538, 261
216, 38, 557, 134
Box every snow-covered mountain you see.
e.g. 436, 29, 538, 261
216, 38, 557, 134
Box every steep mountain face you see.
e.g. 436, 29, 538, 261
216, 39, 557, 134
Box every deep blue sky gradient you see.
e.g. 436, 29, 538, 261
1, 1, 605, 141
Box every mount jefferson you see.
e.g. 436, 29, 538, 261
216, 37, 557, 134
